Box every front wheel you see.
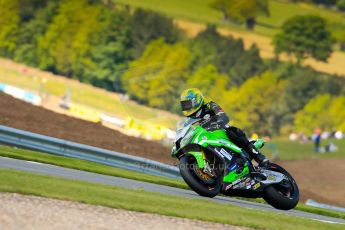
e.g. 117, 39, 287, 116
263, 163, 299, 210
179, 154, 221, 198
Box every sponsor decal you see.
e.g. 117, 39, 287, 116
215, 148, 231, 161
244, 178, 253, 188
225, 184, 233, 190
253, 183, 261, 190
230, 164, 238, 171
218, 148, 233, 161
233, 184, 240, 189
214, 149, 224, 159
232, 178, 242, 185
267, 175, 276, 181
227, 177, 252, 190
233, 182, 246, 189
220, 148, 231, 157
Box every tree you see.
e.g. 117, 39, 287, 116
337, 0, 345, 12
274, 15, 334, 64
230, 44, 265, 86
129, 9, 181, 58
312, 0, 337, 6
14, 1, 58, 66
17, 0, 54, 22
37, 0, 102, 76
0, 0, 19, 57
188, 25, 219, 72
187, 64, 229, 97
210, 0, 269, 30
229, 72, 286, 135
283, 68, 323, 114
294, 94, 345, 134
281, 65, 345, 116
328, 96, 345, 131
189, 25, 265, 86
75, 8, 132, 92
122, 39, 191, 112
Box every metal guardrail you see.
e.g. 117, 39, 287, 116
0, 125, 181, 179
306, 199, 345, 213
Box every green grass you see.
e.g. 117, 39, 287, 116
116, 0, 223, 26
0, 59, 180, 129
0, 168, 344, 230
238, 197, 345, 220
0, 145, 187, 189
297, 204, 345, 220
115, 0, 345, 37
1, 144, 345, 220
264, 138, 345, 161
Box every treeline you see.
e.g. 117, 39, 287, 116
0, 0, 344, 135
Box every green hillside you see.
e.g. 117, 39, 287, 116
115, 0, 345, 37
0, 59, 180, 129
1, 0, 345, 136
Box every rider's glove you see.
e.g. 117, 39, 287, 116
206, 122, 221, 131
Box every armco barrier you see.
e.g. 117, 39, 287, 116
306, 199, 345, 212
0, 125, 181, 179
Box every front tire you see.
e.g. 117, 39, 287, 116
179, 154, 221, 198
263, 163, 299, 210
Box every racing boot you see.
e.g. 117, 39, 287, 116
247, 144, 269, 168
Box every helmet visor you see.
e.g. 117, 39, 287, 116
180, 100, 193, 111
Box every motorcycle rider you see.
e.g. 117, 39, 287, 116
180, 88, 269, 167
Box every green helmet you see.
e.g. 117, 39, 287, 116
180, 88, 204, 117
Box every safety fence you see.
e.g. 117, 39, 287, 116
0, 125, 181, 179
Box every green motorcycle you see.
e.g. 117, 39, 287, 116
171, 118, 299, 210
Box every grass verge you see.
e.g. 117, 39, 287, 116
1, 144, 344, 220
0, 145, 187, 189
264, 138, 345, 161
0, 168, 344, 230
237, 197, 345, 220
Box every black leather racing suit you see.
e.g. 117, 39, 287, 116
189, 101, 265, 163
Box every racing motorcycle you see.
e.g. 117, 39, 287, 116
171, 118, 299, 210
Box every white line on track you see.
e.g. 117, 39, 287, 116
25, 161, 43, 165
311, 218, 345, 225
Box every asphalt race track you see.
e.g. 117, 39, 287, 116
0, 156, 344, 225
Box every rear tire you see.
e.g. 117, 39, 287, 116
263, 163, 299, 210
179, 154, 221, 198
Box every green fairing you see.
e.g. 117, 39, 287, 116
174, 123, 252, 183
188, 152, 205, 168
223, 163, 250, 183
190, 126, 242, 153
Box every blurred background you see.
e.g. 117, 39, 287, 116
0, 0, 344, 221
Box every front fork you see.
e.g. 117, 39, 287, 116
188, 151, 216, 177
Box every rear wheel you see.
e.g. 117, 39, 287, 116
263, 163, 299, 210
179, 154, 221, 197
